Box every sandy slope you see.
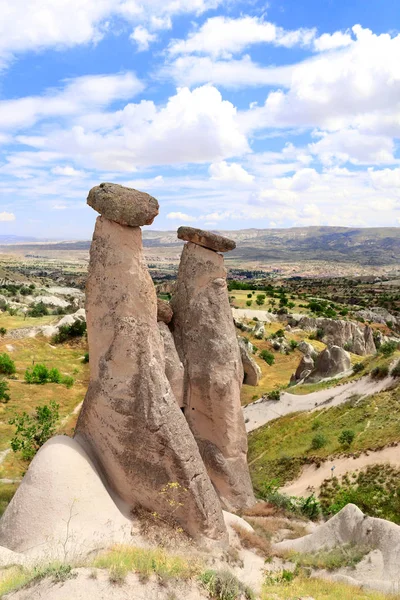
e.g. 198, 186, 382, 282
281, 445, 400, 497
243, 374, 395, 433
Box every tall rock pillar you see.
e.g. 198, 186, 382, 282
171, 227, 255, 511
75, 185, 226, 543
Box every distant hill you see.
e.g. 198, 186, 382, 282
1, 227, 399, 265
0, 235, 40, 244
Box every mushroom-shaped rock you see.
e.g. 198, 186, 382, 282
238, 337, 261, 386
87, 183, 159, 226
75, 216, 226, 543
306, 345, 351, 383
172, 241, 255, 511
157, 298, 173, 324
178, 226, 236, 253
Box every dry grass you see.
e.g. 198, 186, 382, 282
231, 523, 271, 557
0, 314, 57, 331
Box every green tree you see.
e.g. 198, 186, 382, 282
0, 378, 10, 403
0, 353, 16, 376
9, 401, 60, 461
259, 349, 275, 366
338, 430, 355, 447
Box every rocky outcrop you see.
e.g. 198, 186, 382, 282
41, 308, 86, 339
158, 322, 185, 408
87, 183, 159, 226
274, 504, 400, 594
157, 298, 173, 324
291, 354, 314, 383
172, 241, 255, 511
253, 321, 265, 340
238, 337, 261, 386
298, 340, 318, 359
177, 226, 236, 253
75, 199, 226, 542
295, 316, 376, 356
305, 345, 351, 383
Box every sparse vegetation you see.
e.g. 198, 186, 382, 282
0, 353, 16, 376
199, 569, 255, 600
24, 363, 74, 387
291, 544, 370, 571
9, 400, 60, 460
0, 378, 10, 403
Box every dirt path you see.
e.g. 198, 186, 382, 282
281, 445, 400, 497
244, 374, 395, 433
233, 308, 277, 322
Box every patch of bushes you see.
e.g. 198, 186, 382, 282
338, 429, 355, 447
267, 389, 281, 401
309, 328, 324, 341
379, 341, 399, 357
0, 378, 10, 403
320, 464, 400, 524
391, 361, 400, 378
259, 480, 321, 521
199, 569, 255, 600
259, 349, 275, 366
290, 339, 298, 350
0, 353, 16, 376
9, 400, 60, 461
352, 362, 365, 374
28, 302, 49, 317
53, 320, 87, 344
370, 365, 389, 380
311, 433, 328, 450
24, 364, 74, 387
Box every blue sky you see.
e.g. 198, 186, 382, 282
0, 0, 399, 239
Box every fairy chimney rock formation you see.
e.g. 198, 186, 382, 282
75, 185, 227, 543
87, 182, 159, 226
172, 234, 255, 511
178, 226, 236, 253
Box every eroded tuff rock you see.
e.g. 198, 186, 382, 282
291, 354, 315, 383
75, 217, 226, 542
238, 337, 261, 386
293, 316, 376, 356
87, 183, 159, 226
158, 322, 184, 407
305, 345, 351, 383
157, 298, 173, 324
177, 226, 236, 253
171, 242, 255, 511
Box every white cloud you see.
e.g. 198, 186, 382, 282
313, 31, 353, 51
51, 166, 85, 177
0, 72, 144, 131
209, 161, 254, 183
17, 85, 250, 170
52, 204, 68, 210
309, 130, 396, 165
0, 212, 16, 221
240, 26, 400, 133
166, 212, 197, 221
0, 0, 225, 67
168, 16, 316, 58
130, 26, 157, 51
161, 55, 294, 88
370, 167, 400, 189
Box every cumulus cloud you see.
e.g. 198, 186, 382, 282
167, 212, 197, 221
130, 26, 157, 51
0, 0, 224, 67
0, 212, 16, 221
168, 16, 316, 58
51, 166, 85, 177
209, 161, 254, 183
313, 31, 353, 51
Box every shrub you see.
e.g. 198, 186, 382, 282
338, 429, 355, 447
271, 328, 285, 339
0, 327, 6, 337
309, 328, 324, 341
247, 294, 252, 298
391, 361, 400, 378
28, 302, 49, 317
290, 340, 298, 350
83, 353, 89, 364
9, 400, 60, 461
256, 294, 265, 306
246, 300, 252, 307
311, 433, 328, 450
268, 390, 281, 401
25, 364, 51, 384
53, 320, 87, 344
0, 378, 10, 403
199, 569, 254, 600
62, 376, 74, 389
379, 341, 399, 357
353, 362, 365, 374
259, 350, 275, 366
370, 365, 389, 380
259, 480, 321, 521
0, 353, 16, 376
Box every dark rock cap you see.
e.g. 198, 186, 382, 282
177, 226, 236, 253
87, 182, 159, 227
